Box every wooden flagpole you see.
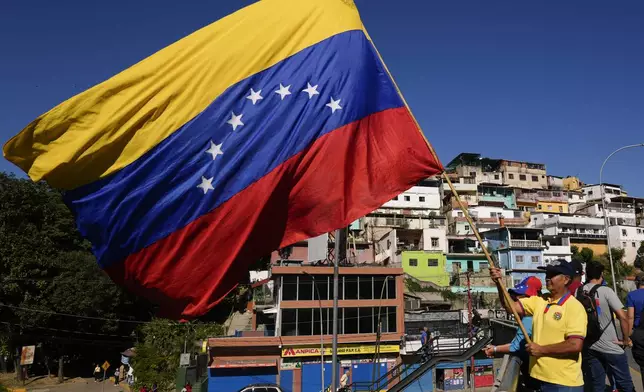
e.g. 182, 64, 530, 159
366, 31, 531, 342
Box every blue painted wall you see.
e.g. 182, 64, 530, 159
445, 256, 489, 273
401, 365, 433, 392
280, 369, 294, 392
209, 367, 278, 392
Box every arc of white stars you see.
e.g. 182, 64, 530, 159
326, 97, 342, 113
246, 88, 263, 105
205, 140, 224, 160
197, 176, 214, 194
275, 84, 292, 100
227, 112, 244, 130
302, 83, 320, 99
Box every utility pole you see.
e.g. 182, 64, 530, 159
331, 227, 346, 391
467, 272, 475, 392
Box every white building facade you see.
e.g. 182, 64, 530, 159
608, 226, 644, 265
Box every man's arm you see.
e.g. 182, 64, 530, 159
628, 307, 635, 336
605, 288, 630, 345
615, 308, 631, 345
526, 338, 583, 357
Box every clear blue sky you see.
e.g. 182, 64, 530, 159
1, 1, 643, 194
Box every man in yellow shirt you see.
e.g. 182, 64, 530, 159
490, 259, 587, 391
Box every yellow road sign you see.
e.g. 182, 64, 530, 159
102, 361, 110, 371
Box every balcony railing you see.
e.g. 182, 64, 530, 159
561, 232, 606, 239
536, 191, 567, 202
510, 239, 542, 249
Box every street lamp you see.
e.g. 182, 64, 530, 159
303, 272, 325, 392
600, 143, 644, 292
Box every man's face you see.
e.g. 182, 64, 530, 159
546, 272, 570, 292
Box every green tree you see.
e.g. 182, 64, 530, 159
571, 246, 594, 263
0, 173, 154, 377
131, 319, 224, 391
634, 241, 644, 270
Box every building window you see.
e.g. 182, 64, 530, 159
558, 206, 563, 213
519, 174, 527, 181
464, 225, 470, 232
431, 237, 439, 248
428, 259, 439, 267
404, 195, 410, 201
508, 174, 514, 180
490, 212, 497, 217
547, 205, 553, 211
623, 242, 627, 248
633, 242, 637, 248
623, 229, 628, 236
479, 262, 489, 270
588, 190, 594, 196
419, 196, 426, 202
532, 176, 538, 182
409, 258, 418, 267
514, 211, 522, 218
470, 172, 476, 177
494, 174, 500, 180
467, 260, 474, 272
638, 229, 643, 234
516, 255, 524, 263
531, 256, 540, 264
457, 212, 464, 217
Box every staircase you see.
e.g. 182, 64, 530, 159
350, 329, 493, 392
224, 310, 253, 336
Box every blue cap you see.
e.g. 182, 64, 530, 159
538, 259, 575, 277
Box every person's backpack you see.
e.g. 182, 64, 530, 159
575, 284, 602, 346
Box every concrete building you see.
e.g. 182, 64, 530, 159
497, 159, 547, 189
482, 227, 546, 285
567, 190, 586, 207
385, 178, 442, 213
563, 176, 584, 191
402, 250, 449, 286
571, 200, 637, 226
515, 188, 539, 213
478, 184, 516, 209
448, 206, 529, 235
535, 189, 569, 214
582, 183, 627, 203
547, 175, 564, 190
529, 213, 608, 256
444, 153, 548, 189
542, 236, 573, 264
608, 226, 644, 265
208, 263, 405, 392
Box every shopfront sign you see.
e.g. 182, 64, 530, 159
281, 344, 399, 358
212, 359, 277, 368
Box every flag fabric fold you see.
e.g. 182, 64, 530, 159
3, 0, 443, 318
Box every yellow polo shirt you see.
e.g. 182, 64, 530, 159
519, 293, 587, 387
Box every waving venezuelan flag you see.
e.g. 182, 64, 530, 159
3, 0, 443, 318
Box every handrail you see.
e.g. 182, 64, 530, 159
350, 328, 492, 392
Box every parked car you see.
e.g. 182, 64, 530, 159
237, 383, 283, 392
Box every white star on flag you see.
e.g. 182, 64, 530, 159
226, 112, 244, 130
197, 176, 214, 194
205, 141, 224, 160
326, 97, 342, 113
302, 83, 320, 99
246, 88, 263, 105
275, 84, 292, 100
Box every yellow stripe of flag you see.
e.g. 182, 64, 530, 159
3, 0, 364, 189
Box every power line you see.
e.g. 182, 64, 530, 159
0, 303, 148, 324
0, 321, 132, 338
